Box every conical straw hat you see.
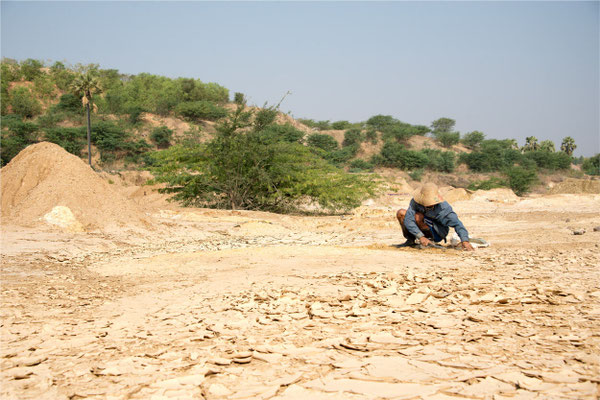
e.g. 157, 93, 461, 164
413, 183, 443, 207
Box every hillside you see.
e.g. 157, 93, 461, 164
2, 58, 598, 200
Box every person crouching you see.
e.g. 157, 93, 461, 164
397, 183, 474, 251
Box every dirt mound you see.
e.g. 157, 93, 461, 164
141, 113, 192, 136
1, 142, 150, 232
440, 187, 471, 203
470, 188, 519, 203
548, 178, 600, 194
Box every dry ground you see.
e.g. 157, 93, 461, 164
1, 194, 599, 399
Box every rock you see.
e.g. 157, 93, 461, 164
13, 355, 47, 367
8, 367, 33, 380
229, 351, 253, 359
208, 383, 232, 396
211, 357, 232, 366
43, 205, 85, 232
593, 226, 600, 232
572, 229, 585, 235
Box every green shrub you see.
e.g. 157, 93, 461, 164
253, 108, 278, 131
233, 92, 245, 105
45, 127, 86, 155
408, 168, 425, 181
505, 166, 537, 196
523, 150, 571, 171
460, 139, 522, 172
175, 101, 228, 122
50, 61, 75, 91
382, 124, 415, 143
307, 133, 338, 152
435, 131, 460, 148
0, 118, 40, 165
297, 118, 318, 128
36, 112, 69, 128
462, 131, 485, 149
326, 144, 359, 165
431, 117, 455, 134
128, 106, 146, 125
55, 94, 82, 113
365, 128, 378, 144
380, 142, 429, 170
9, 87, 42, 118
369, 154, 385, 166
1, 62, 21, 83
20, 59, 44, 81
0, 133, 27, 166
342, 128, 363, 147
348, 159, 374, 172
366, 115, 396, 131
124, 139, 152, 163
258, 124, 304, 144
423, 149, 455, 172
150, 126, 174, 149
2, 116, 39, 142
332, 120, 351, 130
90, 121, 130, 153
582, 154, 600, 175
467, 177, 508, 191
33, 75, 56, 99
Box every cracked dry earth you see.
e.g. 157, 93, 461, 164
1, 195, 600, 399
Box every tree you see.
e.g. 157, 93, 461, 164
9, 87, 42, 118
150, 104, 376, 213
366, 115, 397, 131
539, 140, 555, 152
233, 92, 245, 105
431, 117, 455, 134
505, 166, 537, 196
436, 132, 460, 148
522, 136, 539, 152
71, 70, 102, 166
20, 58, 44, 81
582, 154, 599, 175
461, 131, 485, 149
560, 136, 577, 156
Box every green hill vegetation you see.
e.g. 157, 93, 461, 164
1, 58, 598, 212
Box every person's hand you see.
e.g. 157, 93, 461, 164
461, 241, 474, 251
419, 237, 432, 247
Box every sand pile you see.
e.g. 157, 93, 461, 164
548, 178, 600, 194
440, 187, 471, 203
1, 142, 150, 231
470, 188, 519, 203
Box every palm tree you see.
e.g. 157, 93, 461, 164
523, 136, 539, 152
71, 71, 101, 166
560, 136, 577, 156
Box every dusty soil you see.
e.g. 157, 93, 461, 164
2, 189, 599, 399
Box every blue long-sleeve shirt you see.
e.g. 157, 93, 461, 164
404, 199, 469, 242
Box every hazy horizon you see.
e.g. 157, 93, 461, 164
1, 1, 598, 156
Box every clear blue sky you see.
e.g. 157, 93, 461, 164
2, 1, 599, 156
